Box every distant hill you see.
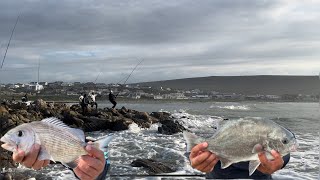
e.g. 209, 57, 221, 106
135, 75, 320, 95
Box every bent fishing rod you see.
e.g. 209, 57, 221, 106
1, 14, 20, 69
115, 59, 144, 97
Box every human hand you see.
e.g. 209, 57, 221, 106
189, 142, 219, 173
73, 143, 106, 180
257, 150, 284, 174
12, 144, 50, 170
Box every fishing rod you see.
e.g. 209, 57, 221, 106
122, 59, 144, 85
115, 59, 144, 97
94, 72, 102, 83
1, 14, 20, 69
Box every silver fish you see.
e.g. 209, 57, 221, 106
0, 117, 113, 168
183, 118, 298, 176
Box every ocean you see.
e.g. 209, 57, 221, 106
3, 101, 320, 180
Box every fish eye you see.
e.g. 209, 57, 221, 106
282, 138, 288, 144
18, 130, 23, 137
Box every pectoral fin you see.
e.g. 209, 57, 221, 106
220, 157, 233, 169
252, 144, 263, 153
38, 149, 54, 162
62, 158, 80, 169
249, 160, 261, 176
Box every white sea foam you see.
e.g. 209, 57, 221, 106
211, 104, 251, 111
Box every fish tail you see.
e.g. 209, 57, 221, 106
94, 134, 114, 152
183, 131, 201, 152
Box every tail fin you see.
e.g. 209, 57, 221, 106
94, 134, 114, 152
183, 131, 202, 152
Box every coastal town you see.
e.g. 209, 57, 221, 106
0, 81, 318, 102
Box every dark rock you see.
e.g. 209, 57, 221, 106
158, 120, 186, 135
109, 117, 133, 131
131, 159, 176, 174
134, 112, 149, 121
150, 112, 173, 122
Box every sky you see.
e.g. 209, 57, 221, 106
0, 0, 320, 84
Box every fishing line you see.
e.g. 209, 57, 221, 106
122, 59, 144, 85
1, 14, 20, 69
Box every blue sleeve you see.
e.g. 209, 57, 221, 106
96, 151, 111, 180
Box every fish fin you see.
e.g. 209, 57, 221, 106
252, 144, 263, 153
220, 157, 233, 169
68, 128, 86, 142
94, 134, 114, 152
42, 117, 86, 142
183, 131, 201, 152
41, 117, 70, 128
62, 158, 79, 169
38, 149, 54, 161
249, 160, 261, 176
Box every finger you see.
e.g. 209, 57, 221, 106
270, 150, 281, 160
258, 152, 269, 166
85, 144, 105, 163
80, 155, 104, 172
74, 167, 94, 180
77, 161, 100, 177
270, 150, 284, 169
12, 149, 25, 163
23, 144, 41, 168
190, 142, 208, 159
32, 160, 44, 170
191, 151, 212, 168
43, 160, 50, 167
199, 155, 219, 172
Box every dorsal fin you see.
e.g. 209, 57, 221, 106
41, 117, 85, 142
41, 117, 70, 128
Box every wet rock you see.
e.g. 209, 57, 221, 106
109, 117, 133, 131
131, 159, 176, 174
158, 120, 186, 135
150, 112, 173, 122
0, 106, 8, 115
33, 99, 47, 111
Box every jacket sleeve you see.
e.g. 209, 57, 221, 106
281, 153, 290, 169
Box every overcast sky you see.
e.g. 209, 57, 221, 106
0, 0, 320, 84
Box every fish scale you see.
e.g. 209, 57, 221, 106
32, 122, 86, 162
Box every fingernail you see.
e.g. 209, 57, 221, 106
202, 142, 208, 148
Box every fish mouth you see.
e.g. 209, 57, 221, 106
289, 140, 299, 152
0, 136, 16, 152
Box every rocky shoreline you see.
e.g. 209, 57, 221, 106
0, 99, 186, 179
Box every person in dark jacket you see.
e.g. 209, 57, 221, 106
189, 142, 290, 179
21, 93, 28, 102
108, 90, 117, 109
81, 93, 89, 115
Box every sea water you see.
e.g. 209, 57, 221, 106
3, 101, 320, 180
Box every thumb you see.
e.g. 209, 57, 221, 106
190, 142, 208, 158
85, 143, 105, 162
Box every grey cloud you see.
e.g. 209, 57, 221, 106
0, 0, 319, 83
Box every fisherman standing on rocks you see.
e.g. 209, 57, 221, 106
81, 93, 89, 115
108, 90, 117, 109
21, 93, 28, 102
89, 91, 98, 110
